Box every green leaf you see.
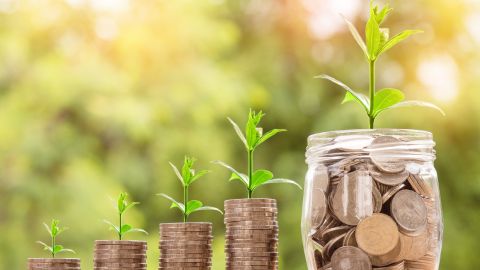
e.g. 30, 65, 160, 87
181, 156, 196, 185
257, 178, 303, 190
169, 162, 185, 186
117, 192, 127, 213
190, 206, 223, 215
185, 200, 203, 215
316, 74, 370, 112
212, 160, 249, 187
157, 193, 186, 214
50, 219, 58, 237
53, 245, 64, 254
246, 110, 264, 150
120, 224, 132, 234
123, 201, 139, 215
366, 6, 381, 60
382, 100, 445, 116
378, 30, 423, 56
373, 4, 393, 25
43, 223, 52, 237
250, 170, 274, 190
372, 88, 405, 117
379, 28, 389, 47
342, 16, 368, 58
189, 169, 210, 185
36, 241, 53, 252
255, 129, 286, 148
103, 220, 120, 233
127, 228, 148, 235
57, 248, 75, 254
227, 117, 248, 149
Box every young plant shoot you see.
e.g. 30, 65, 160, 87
158, 156, 223, 222
214, 110, 302, 198
316, 1, 444, 128
104, 192, 148, 240
37, 219, 75, 258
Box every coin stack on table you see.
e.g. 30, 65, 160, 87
304, 134, 442, 270
28, 258, 81, 270
159, 222, 213, 270
93, 240, 147, 270
224, 198, 279, 270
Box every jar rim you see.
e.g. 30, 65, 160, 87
308, 128, 432, 142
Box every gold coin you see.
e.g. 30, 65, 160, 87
356, 213, 399, 257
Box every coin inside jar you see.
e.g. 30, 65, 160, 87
332, 170, 374, 225
355, 213, 400, 257
391, 189, 427, 236
331, 246, 371, 270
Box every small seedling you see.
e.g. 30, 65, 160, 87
214, 110, 302, 198
104, 192, 148, 240
316, 1, 444, 128
158, 156, 223, 222
36, 219, 75, 258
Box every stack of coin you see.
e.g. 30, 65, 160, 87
93, 240, 147, 270
304, 134, 442, 270
28, 258, 81, 270
224, 198, 279, 270
159, 222, 212, 270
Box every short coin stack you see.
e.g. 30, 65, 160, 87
224, 198, 279, 270
94, 240, 147, 270
159, 222, 213, 270
28, 258, 81, 270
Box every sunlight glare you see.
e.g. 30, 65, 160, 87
417, 55, 459, 102
302, 0, 362, 39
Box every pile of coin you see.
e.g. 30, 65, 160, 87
93, 240, 147, 270
159, 222, 213, 269
28, 258, 81, 270
224, 198, 279, 270
305, 134, 442, 270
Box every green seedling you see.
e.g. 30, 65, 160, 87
214, 110, 302, 198
158, 156, 223, 222
104, 192, 148, 240
36, 219, 75, 258
316, 1, 444, 128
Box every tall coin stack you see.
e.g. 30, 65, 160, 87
93, 240, 147, 270
28, 258, 81, 270
159, 222, 213, 269
224, 198, 279, 270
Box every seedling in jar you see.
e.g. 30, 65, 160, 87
158, 156, 223, 222
36, 219, 75, 258
316, 1, 444, 128
213, 110, 302, 198
104, 192, 148, 240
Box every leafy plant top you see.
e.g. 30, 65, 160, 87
214, 110, 301, 198
316, 1, 444, 128
104, 192, 148, 240
158, 156, 222, 222
37, 219, 75, 258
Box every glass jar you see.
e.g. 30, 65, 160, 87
301, 129, 443, 270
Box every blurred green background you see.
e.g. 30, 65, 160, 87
0, 0, 479, 269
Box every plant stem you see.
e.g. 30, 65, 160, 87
51, 234, 55, 258
369, 60, 376, 129
118, 212, 122, 240
183, 185, 188, 222
247, 149, 253, 199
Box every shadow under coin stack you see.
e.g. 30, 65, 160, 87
159, 222, 213, 269
28, 258, 81, 270
224, 198, 279, 270
94, 240, 147, 270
